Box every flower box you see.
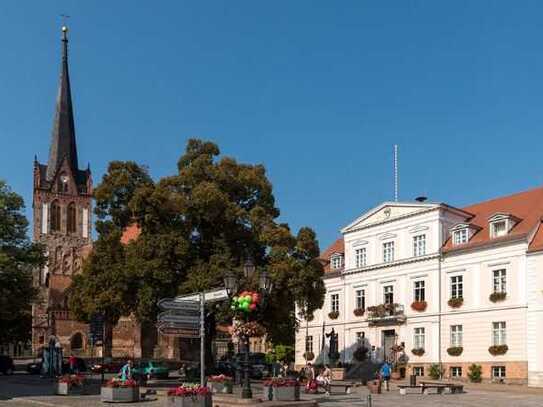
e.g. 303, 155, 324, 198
303, 351, 314, 361
353, 308, 365, 317
165, 395, 212, 407
328, 311, 339, 319
488, 345, 508, 356
489, 292, 506, 303
207, 376, 233, 394
56, 382, 84, 395
448, 297, 463, 308
101, 386, 140, 403
411, 301, 427, 312
262, 379, 300, 401
411, 348, 425, 357
447, 346, 463, 356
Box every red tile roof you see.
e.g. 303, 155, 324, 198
320, 238, 344, 273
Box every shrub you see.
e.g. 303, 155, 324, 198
353, 308, 365, 317
411, 301, 427, 312
447, 346, 463, 356
429, 363, 443, 380
467, 364, 482, 383
488, 345, 508, 356
448, 297, 463, 308
489, 292, 506, 303
328, 311, 339, 319
411, 348, 425, 356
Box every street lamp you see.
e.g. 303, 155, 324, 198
224, 271, 238, 296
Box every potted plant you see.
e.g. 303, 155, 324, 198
488, 345, 508, 355
101, 378, 139, 403
303, 351, 314, 361
353, 308, 365, 317
367, 379, 381, 394
166, 385, 212, 407
328, 311, 339, 319
411, 348, 425, 357
207, 375, 233, 394
467, 364, 482, 383
447, 346, 463, 356
429, 363, 444, 380
489, 292, 506, 302
448, 297, 463, 308
411, 301, 427, 312
56, 374, 85, 395
262, 378, 300, 401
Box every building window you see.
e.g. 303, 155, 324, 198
491, 221, 507, 238
355, 248, 367, 268
356, 332, 365, 343
492, 322, 506, 346
355, 289, 365, 310
453, 229, 468, 245
451, 275, 463, 299
70, 333, 83, 350
413, 366, 424, 376
414, 280, 425, 302
305, 336, 313, 353
493, 269, 506, 294
450, 367, 462, 378
413, 327, 425, 349
413, 234, 426, 257
383, 241, 395, 263
450, 325, 463, 347
492, 366, 506, 381
331, 255, 343, 270
67, 202, 76, 234
50, 200, 61, 232
384, 285, 394, 305
331, 294, 339, 313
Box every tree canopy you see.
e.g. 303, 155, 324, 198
69, 139, 325, 347
0, 180, 45, 344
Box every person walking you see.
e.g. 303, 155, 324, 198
380, 361, 392, 391
68, 354, 77, 374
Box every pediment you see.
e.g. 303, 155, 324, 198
342, 202, 439, 233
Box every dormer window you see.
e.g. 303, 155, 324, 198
488, 213, 519, 239
453, 229, 468, 245
492, 221, 507, 238
331, 254, 344, 270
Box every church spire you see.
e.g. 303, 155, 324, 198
46, 25, 78, 181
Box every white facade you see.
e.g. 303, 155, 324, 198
296, 200, 543, 386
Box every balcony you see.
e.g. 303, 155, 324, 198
367, 303, 406, 326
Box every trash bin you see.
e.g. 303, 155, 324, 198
410, 374, 417, 386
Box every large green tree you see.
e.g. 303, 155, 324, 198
0, 180, 45, 344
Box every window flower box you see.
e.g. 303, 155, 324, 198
489, 292, 506, 303
448, 297, 463, 308
411, 348, 425, 357
207, 375, 233, 394
411, 301, 427, 312
328, 311, 339, 320
353, 308, 365, 317
303, 351, 314, 361
262, 378, 300, 401
447, 346, 463, 356
166, 386, 212, 407
101, 378, 139, 403
488, 345, 508, 356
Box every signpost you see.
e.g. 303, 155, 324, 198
156, 288, 229, 386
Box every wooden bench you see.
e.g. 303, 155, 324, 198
398, 382, 463, 395
328, 382, 353, 394
420, 381, 464, 394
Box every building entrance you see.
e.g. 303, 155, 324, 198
382, 329, 396, 362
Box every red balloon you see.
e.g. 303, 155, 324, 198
249, 303, 257, 310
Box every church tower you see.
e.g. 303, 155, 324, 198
32, 26, 92, 353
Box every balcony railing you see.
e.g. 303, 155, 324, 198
367, 303, 406, 325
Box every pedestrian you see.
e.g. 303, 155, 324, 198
68, 354, 77, 374
380, 361, 392, 391
304, 362, 317, 393
119, 360, 133, 381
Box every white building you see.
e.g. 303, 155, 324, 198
296, 187, 543, 386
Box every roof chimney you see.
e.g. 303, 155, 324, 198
415, 196, 427, 202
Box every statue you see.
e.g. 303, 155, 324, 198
326, 328, 339, 365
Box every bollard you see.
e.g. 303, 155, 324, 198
367, 394, 373, 407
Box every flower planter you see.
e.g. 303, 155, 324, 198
489, 292, 506, 303
328, 311, 339, 320
391, 371, 401, 380
165, 395, 212, 407
101, 386, 140, 403
263, 385, 300, 401
411, 348, 425, 357
447, 346, 463, 356
207, 382, 232, 394
353, 308, 365, 317
448, 298, 463, 308
411, 301, 427, 312
303, 351, 315, 361
367, 380, 381, 394
489, 345, 508, 356
56, 382, 85, 395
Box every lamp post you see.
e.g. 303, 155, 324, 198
224, 258, 272, 399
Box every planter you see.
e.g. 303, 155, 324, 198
447, 346, 463, 356
391, 371, 401, 380
411, 348, 425, 357
353, 308, 365, 317
262, 385, 300, 401
101, 386, 140, 403
56, 382, 85, 395
489, 292, 506, 303
489, 345, 508, 356
448, 297, 463, 308
328, 311, 339, 319
411, 301, 427, 312
207, 382, 232, 394
367, 380, 381, 394
303, 351, 314, 361
165, 395, 212, 407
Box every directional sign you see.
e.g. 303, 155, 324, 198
157, 298, 200, 311
159, 326, 200, 338
158, 313, 199, 324
175, 288, 228, 303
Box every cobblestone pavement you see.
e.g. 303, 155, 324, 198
2, 374, 543, 407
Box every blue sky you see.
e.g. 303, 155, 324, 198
2, 1, 543, 249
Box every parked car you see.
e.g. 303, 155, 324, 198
26, 360, 42, 375
90, 359, 124, 374
132, 360, 169, 380
0, 355, 15, 375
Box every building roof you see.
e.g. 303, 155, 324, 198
46, 27, 80, 182
320, 237, 344, 273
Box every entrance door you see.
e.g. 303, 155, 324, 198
382, 330, 396, 362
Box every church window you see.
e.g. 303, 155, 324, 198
67, 202, 76, 234
50, 200, 61, 232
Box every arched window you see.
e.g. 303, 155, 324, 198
67, 203, 76, 234
70, 333, 83, 350
50, 200, 61, 232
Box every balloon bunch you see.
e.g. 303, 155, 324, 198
231, 291, 261, 313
